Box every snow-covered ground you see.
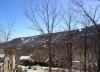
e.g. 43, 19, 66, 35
28, 66, 47, 72
18, 65, 83, 72
27, 68, 47, 72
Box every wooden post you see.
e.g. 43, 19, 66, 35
3, 55, 10, 72
12, 54, 15, 70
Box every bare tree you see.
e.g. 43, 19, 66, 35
70, 0, 100, 71
2, 20, 15, 72
62, 8, 78, 72
81, 19, 90, 72
0, 30, 3, 42
24, 0, 60, 72
3, 20, 15, 55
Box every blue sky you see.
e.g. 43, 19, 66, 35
0, 0, 99, 39
0, 0, 35, 39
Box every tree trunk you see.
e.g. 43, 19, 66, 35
48, 33, 52, 72
97, 43, 100, 72
3, 55, 10, 72
84, 36, 87, 72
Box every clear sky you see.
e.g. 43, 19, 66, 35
0, 0, 35, 39
0, 0, 99, 39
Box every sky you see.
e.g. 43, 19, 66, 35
0, 0, 35, 39
0, 0, 99, 40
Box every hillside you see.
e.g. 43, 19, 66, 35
0, 25, 98, 67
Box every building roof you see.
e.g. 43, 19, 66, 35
0, 54, 5, 58
72, 60, 80, 63
20, 56, 30, 60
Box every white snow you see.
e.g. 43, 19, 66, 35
18, 65, 47, 72
72, 60, 80, 63
21, 38, 25, 41
17, 47, 22, 50
43, 45, 47, 47
27, 66, 47, 72
20, 56, 30, 60
23, 39, 29, 43
0, 62, 3, 66
43, 45, 48, 48
0, 54, 5, 58
18, 65, 83, 72
45, 58, 49, 63
42, 67, 63, 70
22, 37, 35, 44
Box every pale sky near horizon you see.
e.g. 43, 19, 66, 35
0, 0, 100, 40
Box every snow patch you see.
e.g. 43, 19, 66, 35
20, 56, 30, 60
0, 54, 5, 58
21, 38, 25, 41
0, 62, 3, 66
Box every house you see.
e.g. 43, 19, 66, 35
20, 56, 31, 60
19, 56, 34, 66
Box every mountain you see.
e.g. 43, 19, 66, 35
0, 24, 99, 64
